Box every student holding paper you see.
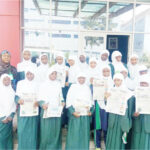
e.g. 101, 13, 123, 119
94, 65, 113, 150
66, 72, 94, 150
105, 73, 134, 150
38, 68, 64, 150
15, 68, 39, 150
0, 74, 16, 150
131, 76, 150, 150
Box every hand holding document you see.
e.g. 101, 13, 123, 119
20, 93, 39, 117
135, 88, 150, 114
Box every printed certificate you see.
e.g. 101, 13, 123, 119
136, 88, 150, 114
20, 93, 39, 117
106, 89, 129, 116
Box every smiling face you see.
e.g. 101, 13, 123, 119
101, 53, 108, 61
3, 76, 11, 86
26, 72, 34, 81
68, 59, 75, 66
78, 77, 85, 84
49, 71, 57, 81
1, 53, 11, 64
41, 55, 48, 65
23, 51, 31, 61
130, 57, 138, 65
103, 68, 110, 77
114, 78, 122, 87
116, 55, 122, 62
79, 55, 86, 63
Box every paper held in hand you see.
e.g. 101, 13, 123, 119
136, 88, 150, 114
93, 79, 107, 100
57, 71, 66, 87
43, 105, 63, 118
74, 99, 90, 116
20, 93, 39, 117
106, 89, 129, 116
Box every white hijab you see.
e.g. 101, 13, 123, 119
36, 53, 49, 84
68, 55, 80, 84
98, 49, 110, 65
17, 50, 37, 72
111, 51, 125, 73
127, 54, 139, 80
16, 67, 37, 97
66, 72, 93, 108
38, 68, 63, 106
0, 74, 16, 118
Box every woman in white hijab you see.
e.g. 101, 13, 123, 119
106, 73, 134, 150
94, 65, 113, 149
36, 53, 50, 86
0, 74, 16, 150
15, 67, 39, 150
67, 55, 80, 87
111, 51, 128, 77
17, 50, 37, 81
131, 76, 150, 150
66, 72, 94, 150
87, 57, 99, 85
38, 68, 64, 150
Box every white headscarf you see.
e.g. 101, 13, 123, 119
0, 74, 16, 118
111, 51, 125, 73
113, 73, 125, 89
16, 67, 37, 97
128, 54, 139, 80
38, 68, 63, 106
66, 72, 93, 108
17, 50, 37, 72
36, 53, 49, 85
68, 55, 80, 84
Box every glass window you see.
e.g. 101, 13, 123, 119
135, 4, 150, 32
136, 0, 150, 3
80, 1, 107, 31
108, 2, 134, 32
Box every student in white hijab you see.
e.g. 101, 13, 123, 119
87, 57, 99, 85
131, 76, 150, 149
94, 65, 113, 150
77, 52, 88, 72
97, 49, 111, 76
38, 68, 64, 150
36, 53, 50, 86
15, 67, 39, 150
0, 74, 16, 150
119, 65, 135, 91
66, 72, 93, 150
17, 50, 37, 81
67, 55, 80, 87
127, 54, 139, 80
106, 73, 134, 150
111, 51, 128, 76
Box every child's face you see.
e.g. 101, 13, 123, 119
114, 78, 122, 87
121, 71, 128, 78
23, 51, 31, 61
56, 56, 63, 65
41, 55, 48, 64
140, 82, 149, 87
1, 53, 11, 64
116, 56, 122, 62
68, 59, 75, 66
103, 68, 110, 77
101, 53, 108, 61
26, 72, 34, 81
79, 55, 86, 63
49, 71, 57, 81
90, 61, 96, 68
78, 77, 85, 84
130, 57, 138, 65
3, 77, 11, 86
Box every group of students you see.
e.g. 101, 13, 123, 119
0, 49, 150, 150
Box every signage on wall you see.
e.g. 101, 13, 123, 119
108, 37, 118, 49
